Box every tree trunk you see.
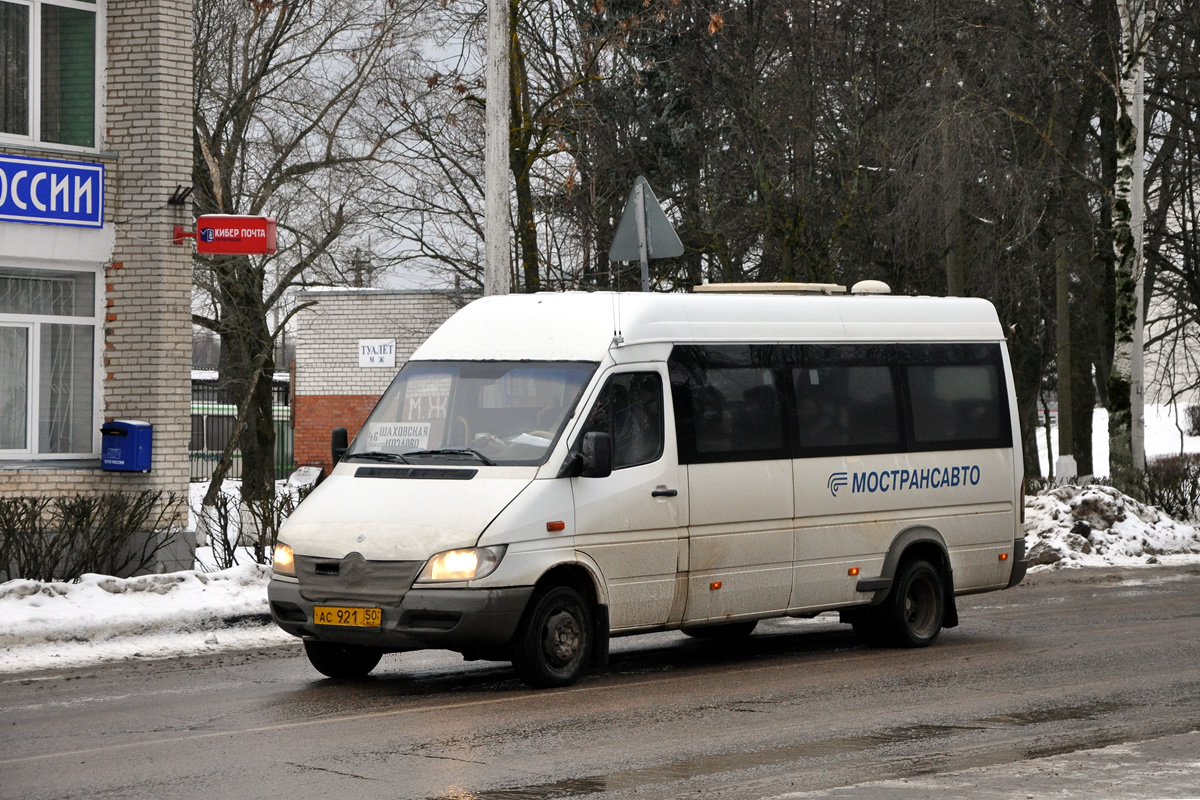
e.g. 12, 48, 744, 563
1055, 231, 1074, 471
1107, 0, 1155, 487
217, 256, 277, 503
509, 0, 539, 293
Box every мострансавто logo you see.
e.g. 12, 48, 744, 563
827, 465, 981, 497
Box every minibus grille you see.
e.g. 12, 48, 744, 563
294, 553, 422, 605
354, 467, 477, 480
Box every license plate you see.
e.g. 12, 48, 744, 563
313, 605, 382, 628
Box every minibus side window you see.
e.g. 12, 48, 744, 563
668, 344, 788, 464
907, 362, 1006, 448
900, 342, 1011, 450
794, 364, 901, 453
791, 344, 902, 458
580, 372, 664, 469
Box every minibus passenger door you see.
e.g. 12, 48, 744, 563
570, 368, 687, 631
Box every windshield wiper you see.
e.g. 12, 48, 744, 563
404, 448, 496, 466
345, 451, 410, 464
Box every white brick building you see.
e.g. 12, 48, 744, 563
0, 0, 194, 569
293, 289, 468, 474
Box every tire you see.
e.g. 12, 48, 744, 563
303, 640, 384, 679
681, 620, 758, 640
880, 559, 944, 647
511, 585, 593, 689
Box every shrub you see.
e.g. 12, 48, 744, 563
197, 486, 310, 571
1186, 404, 1200, 437
0, 491, 182, 582
1139, 453, 1200, 523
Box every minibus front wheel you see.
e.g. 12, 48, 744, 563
303, 640, 384, 680
511, 585, 593, 689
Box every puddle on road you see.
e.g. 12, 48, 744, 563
979, 700, 1131, 727
427, 700, 1133, 800
425, 722, 978, 800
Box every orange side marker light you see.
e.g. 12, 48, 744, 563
848, 567, 860, 577
1000, 552, 1009, 561
710, 581, 723, 591
546, 521, 566, 532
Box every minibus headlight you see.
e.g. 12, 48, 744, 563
418, 546, 506, 582
272, 542, 295, 576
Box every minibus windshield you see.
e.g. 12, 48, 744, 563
346, 361, 597, 467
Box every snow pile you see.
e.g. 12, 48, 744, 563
0, 563, 289, 674
1025, 483, 1200, 569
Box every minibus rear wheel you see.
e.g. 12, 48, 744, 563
511, 585, 593, 688
303, 640, 384, 679
881, 559, 944, 647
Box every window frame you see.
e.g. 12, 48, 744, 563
0, 0, 103, 152
0, 261, 103, 459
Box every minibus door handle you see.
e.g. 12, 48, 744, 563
651, 486, 678, 498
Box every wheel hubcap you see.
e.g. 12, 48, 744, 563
904, 575, 938, 637
543, 608, 582, 667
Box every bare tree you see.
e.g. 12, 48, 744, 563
1107, 0, 1159, 485
192, 0, 434, 501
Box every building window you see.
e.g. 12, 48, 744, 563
0, 0, 98, 148
0, 265, 99, 457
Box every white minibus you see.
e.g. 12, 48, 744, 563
269, 285, 1027, 687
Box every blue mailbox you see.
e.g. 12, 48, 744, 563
100, 420, 153, 472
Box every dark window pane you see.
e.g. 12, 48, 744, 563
693, 366, 785, 456
668, 345, 787, 463
0, 2, 29, 136
206, 414, 237, 452
794, 364, 900, 452
190, 414, 205, 451
581, 372, 664, 469
40, 4, 94, 147
909, 364, 1003, 445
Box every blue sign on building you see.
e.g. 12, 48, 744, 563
0, 154, 105, 229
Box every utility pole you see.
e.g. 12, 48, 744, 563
1131, 15, 1147, 472
483, 0, 510, 297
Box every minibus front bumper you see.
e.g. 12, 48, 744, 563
268, 577, 534, 656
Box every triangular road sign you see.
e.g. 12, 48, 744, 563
608, 176, 684, 262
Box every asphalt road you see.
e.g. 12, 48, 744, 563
2, 565, 1200, 800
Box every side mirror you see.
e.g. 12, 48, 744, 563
331, 427, 349, 465
581, 431, 612, 479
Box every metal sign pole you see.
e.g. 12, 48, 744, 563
635, 182, 649, 292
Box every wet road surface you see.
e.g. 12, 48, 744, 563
2, 565, 1199, 799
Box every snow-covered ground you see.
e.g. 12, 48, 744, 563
1036, 403, 1200, 478
2, 407, 1199, 675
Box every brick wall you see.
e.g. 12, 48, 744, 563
294, 290, 470, 474
294, 394, 379, 474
